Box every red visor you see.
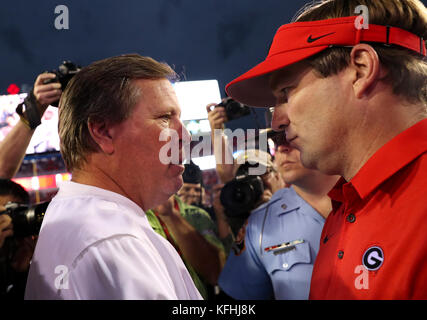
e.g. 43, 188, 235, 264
225, 16, 426, 107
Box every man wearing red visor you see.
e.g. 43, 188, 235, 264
224, 0, 427, 299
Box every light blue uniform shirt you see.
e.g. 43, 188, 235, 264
218, 186, 325, 300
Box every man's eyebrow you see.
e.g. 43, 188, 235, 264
269, 72, 293, 92
156, 106, 180, 116
172, 105, 181, 118
269, 61, 311, 92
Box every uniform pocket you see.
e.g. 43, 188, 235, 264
264, 240, 312, 274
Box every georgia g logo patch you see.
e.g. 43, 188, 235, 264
363, 246, 384, 271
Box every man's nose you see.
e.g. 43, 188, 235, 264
178, 120, 191, 144
271, 103, 290, 132
277, 143, 292, 153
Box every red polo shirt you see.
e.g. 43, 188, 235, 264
310, 119, 427, 299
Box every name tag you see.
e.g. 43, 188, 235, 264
264, 239, 304, 255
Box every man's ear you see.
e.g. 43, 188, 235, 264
87, 118, 114, 155
349, 44, 382, 99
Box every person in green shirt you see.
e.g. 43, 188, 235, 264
146, 164, 226, 300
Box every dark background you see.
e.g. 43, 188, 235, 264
1, 0, 426, 130
0, 0, 311, 130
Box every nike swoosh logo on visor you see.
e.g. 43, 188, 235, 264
307, 32, 335, 43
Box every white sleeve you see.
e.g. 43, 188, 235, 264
64, 235, 181, 300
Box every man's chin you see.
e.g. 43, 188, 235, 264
300, 153, 318, 171
169, 163, 185, 175
170, 170, 184, 193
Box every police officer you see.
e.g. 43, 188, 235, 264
218, 140, 339, 299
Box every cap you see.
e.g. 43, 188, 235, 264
226, 16, 426, 107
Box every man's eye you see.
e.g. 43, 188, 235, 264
160, 114, 172, 121
280, 87, 291, 102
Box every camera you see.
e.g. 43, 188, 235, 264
217, 97, 251, 122
43, 60, 81, 106
220, 169, 264, 235
0, 202, 49, 238
220, 174, 264, 218
15, 60, 81, 129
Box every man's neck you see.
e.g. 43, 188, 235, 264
292, 173, 339, 219
342, 101, 426, 181
71, 164, 135, 206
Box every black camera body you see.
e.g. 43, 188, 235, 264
217, 97, 251, 122
182, 162, 203, 185
43, 60, 81, 106
220, 173, 264, 236
220, 173, 264, 215
0, 202, 49, 238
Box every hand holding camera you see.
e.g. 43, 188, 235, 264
42, 60, 81, 107
0, 204, 39, 275
206, 97, 251, 130
216, 97, 251, 122
33, 73, 62, 111
206, 102, 227, 131
16, 60, 80, 129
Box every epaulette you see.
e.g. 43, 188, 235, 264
250, 187, 298, 216
251, 194, 282, 215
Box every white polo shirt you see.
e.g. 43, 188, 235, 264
25, 181, 202, 300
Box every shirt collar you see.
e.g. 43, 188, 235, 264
329, 119, 427, 202
56, 180, 145, 216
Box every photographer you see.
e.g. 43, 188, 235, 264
206, 99, 237, 184
0, 179, 35, 299
152, 163, 226, 299
219, 150, 283, 253
0, 73, 61, 179
0, 73, 62, 300
126, 165, 225, 300
152, 195, 226, 300
177, 162, 206, 206
206, 101, 283, 253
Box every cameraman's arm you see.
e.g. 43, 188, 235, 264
0, 120, 34, 179
212, 184, 233, 254
0, 73, 61, 179
206, 103, 235, 184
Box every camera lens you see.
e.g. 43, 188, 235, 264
220, 175, 264, 217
